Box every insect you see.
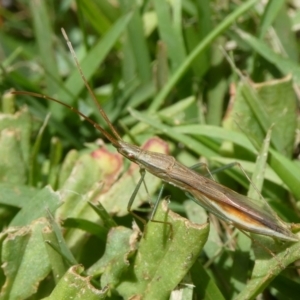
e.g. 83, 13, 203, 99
12, 29, 298, 243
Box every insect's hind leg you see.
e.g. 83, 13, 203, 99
189, 162, 215, 181
192, 161, 264, 201
127, 168, 148, 225
147, 162, 220, 239
147, 162, 216, 240
126, 168, 172, 239
126, 168, 171, 235
206, 161, 264, 202
190, 161, 250, 184
147, 184, 173, 239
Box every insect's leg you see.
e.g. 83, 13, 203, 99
146, 184, 173, 239
189, 162, 215, 181
149, 183, 165, 221
205, 162, 238, 177
192, 161, 264, 202
190, 162, 252, 184
189, 162, 207, 171
239, 229, 285, 269
191, 161, 249, 184
208, 162, 264, 202
127, 169, 172, 237
127, 168, 147, 225
141, 171, 149, 195
184, 192, 209, 212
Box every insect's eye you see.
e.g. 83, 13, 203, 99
128, 153, 134, 158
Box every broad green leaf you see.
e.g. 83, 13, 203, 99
45, 265, 108, 300
89, 200, 209, 299
56, 146, 123, 249
10, 186, 61, 226
1, 218, 51, 299
0, 108, 31, 167
235, 236, 300, 300
0, 128, 27, 184
57, 147, 123, 220
124, 202, 208, 299
225, 76, 297, 157
118, 201, 209, 299
87, 226, 138, 281
0, 183, 37, 207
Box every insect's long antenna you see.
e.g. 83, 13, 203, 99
61, 28, 122, 141
11, 90, 120, 147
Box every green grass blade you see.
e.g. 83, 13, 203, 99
149, 0, 259, 112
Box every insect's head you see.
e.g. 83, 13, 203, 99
117, 141, 141, 162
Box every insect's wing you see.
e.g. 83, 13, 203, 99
166, 161, 278, 221
189, 184, 298, 242
143, 156, 298, 241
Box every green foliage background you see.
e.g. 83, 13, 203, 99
1, 0, 300, 299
